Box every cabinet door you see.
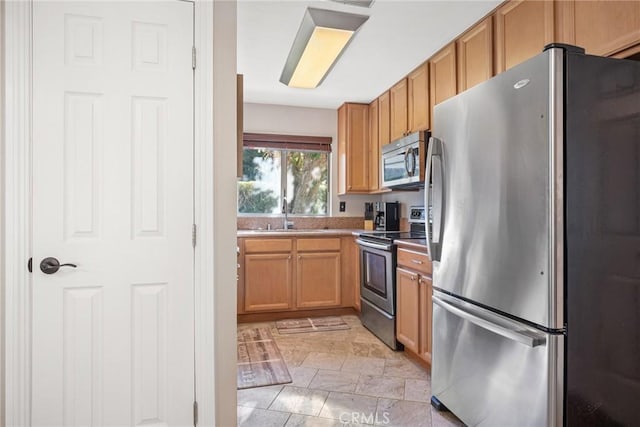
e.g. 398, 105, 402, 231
556, 0, 640, 57
244, 253, 292, 312
369, 99, 380, 192
390, 78, 408, 141
338, 103, 369, 194
419, 275, 433, 364
429, 42, 457, 119
378, 91, 391, 146
296, 252, 341, 308
338, 104, 347, 195
396, 267, 420, 354
495, 0, 554, 72
346, 104, 370, 193
457, 16, 494, 92
408, 62, 430, 132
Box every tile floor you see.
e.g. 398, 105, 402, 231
237, 315, 464, 427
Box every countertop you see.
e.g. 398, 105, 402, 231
237, 229, 366, 237
395, 238, 428, 251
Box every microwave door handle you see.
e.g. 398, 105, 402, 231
404, 149, 417, 177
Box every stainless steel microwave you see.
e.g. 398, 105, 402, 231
381, 130, 429, 189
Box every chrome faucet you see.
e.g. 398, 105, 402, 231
282, 195, 293, 230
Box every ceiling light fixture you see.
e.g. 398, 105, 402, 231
279, 8, 369, 89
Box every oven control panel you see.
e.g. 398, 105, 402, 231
408, 206, 426, 223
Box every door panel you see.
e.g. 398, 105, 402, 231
32, 2, 194, 425
432, 51, 556, 328
432, 291, 563, 427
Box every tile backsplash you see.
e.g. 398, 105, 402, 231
237, 216, 364, 230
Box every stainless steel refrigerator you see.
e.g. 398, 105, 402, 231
425, 44, 640, 426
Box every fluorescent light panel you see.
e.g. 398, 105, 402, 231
280, 8, 369, 89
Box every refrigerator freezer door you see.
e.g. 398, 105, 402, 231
431, 49, 564, 329
432, 291, 564, 427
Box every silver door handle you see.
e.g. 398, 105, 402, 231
432, 293, 547, 348
425, 137, 443, 262
355, 238, 393, 252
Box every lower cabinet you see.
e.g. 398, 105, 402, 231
240, 236, 349, 313
245, 253, 293, 312
396, 245, 433, 364
297, 252, 341, 308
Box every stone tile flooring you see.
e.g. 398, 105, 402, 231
237, 315, 464, 427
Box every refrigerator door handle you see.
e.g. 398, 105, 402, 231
425, 137, 443, 261
433, 293, 547, 348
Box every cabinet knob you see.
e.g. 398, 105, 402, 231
411, 275, 417, 281
411, 259, 424, 265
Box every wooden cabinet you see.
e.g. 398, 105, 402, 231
396, 244, 433, 364
240, 236, 352, 313
338, 103, 369, 194
408, 62, 430, 132
390, 67, 430, 142
297, 252, 341, 308
390, 78, 409, 141
368, 99, 381, 192
378, 91, 391, 146
457, 16, 494, 92
495, 0, 555, 73
429, 43, 458, 117
556, 0, 640, 57
245, 252, 293, 312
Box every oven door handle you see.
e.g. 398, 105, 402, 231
355, 238, 393, 252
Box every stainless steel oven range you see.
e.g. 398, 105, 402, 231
356, 206, 426, 349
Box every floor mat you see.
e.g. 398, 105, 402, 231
275, 316, 351, 334
237, 327, 292, 390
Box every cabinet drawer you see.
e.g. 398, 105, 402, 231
397, 247, 432, 275
245, 238, 292, 254
297, 238, 341, 252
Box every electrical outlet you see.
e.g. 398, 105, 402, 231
339, 201, 346, 212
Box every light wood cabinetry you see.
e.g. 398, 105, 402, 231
408, 62, 430, 132
457, 16, 494, 92
378, 91, 391, 146
429, 43, 458, 124
297, 252, 341, 308
338, 103, 370, 194
368, 99, 381, 192
245, 251, 293, 312
495, 0, 555, 73
240, 236, 356, 314
556, 0, 640, 57
396, 244, 433, 364
390, 78, 409, 141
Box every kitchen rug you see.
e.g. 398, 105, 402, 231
237, 327, 292, 390
275, 316, 351, 334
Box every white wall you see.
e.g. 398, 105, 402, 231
243, 102, 380, 217
0, 2, 5, 423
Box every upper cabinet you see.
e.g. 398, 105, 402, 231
408, 62, 430, 133
337, 103, 370, 195
378, 91, 391, 146
495, 0, 555, 72
390, 78, 409, 141
429, 42, 458, 116
389, 64, 430, 143
368, 99, 381, 192
556, 0, 640, 57
457, 16, 494, 92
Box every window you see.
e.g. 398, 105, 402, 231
238, 133, 331, 215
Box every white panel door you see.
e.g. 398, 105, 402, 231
32, 2, 195, 426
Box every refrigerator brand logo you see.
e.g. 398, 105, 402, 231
513, 79, 530, 89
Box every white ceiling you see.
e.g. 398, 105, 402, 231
237, 0, 503, 109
